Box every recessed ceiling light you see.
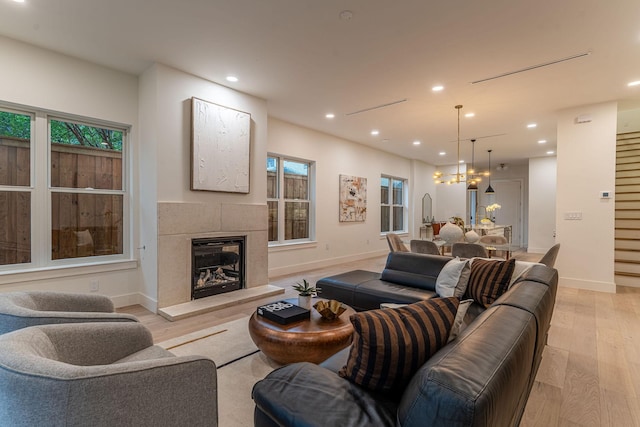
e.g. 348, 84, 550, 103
538, 139, 547, 144
439, 152, 446, 156
527, 123, 537, 128
546, 150, 555, 155
371, 130, 379, 136
465, 112, 475, 118
413, 140, 421, 146
459, 160, 465, 164
226, 76, 238, 82
628, 80, 640, 87
432, 85, 444, 92
325, 113, 335, 119
12, 0, 25, 3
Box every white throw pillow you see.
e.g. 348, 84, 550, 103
448, 299, 473, 342
509, 261, 543, 287
436, 257, 471, 298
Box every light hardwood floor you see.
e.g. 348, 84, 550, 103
119, 251, 640, 427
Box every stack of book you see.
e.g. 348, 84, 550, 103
257, 301, 310, 325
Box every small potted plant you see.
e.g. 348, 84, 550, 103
292, 279, 320, 310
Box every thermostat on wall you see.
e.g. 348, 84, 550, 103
600, 191, 612, 199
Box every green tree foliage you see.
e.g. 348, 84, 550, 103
0, 111, 30, 139
50, 120, 122, 151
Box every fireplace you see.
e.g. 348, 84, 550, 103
191, 236, 245, 300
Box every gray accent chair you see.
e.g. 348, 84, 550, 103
409, 240, 441, 255
0, 322, 218, 427
0, 291, 138, 334
451, 242, 488, 259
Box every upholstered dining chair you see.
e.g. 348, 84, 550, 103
478, 234, 509, 259
0, 291, 138, 334
0, 322, 218, 426
451, 242, 488, 259
386, 233, 409, 252
539, 243, 560, 268
410, 240, 441, 255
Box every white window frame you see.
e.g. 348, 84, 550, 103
380, 174, 408, 234
267, 153, 315, 246
0, 103, 131, 273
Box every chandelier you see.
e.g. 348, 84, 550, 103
433, 105, 465, 184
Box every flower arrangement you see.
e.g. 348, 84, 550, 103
486, 203, 501, 213
483, 203, 501, 224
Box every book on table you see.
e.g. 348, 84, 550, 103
257, 300, 310, 325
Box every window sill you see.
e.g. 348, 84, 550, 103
0, 259, 138, 286
268, 241, 318, 252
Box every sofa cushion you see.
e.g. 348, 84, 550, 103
465, 258, 516, 308
435, 257, 471, 298
339, 297, 459, 392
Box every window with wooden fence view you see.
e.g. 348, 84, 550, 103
267, 156, 312, 243
0, 109, 126, 266
381, 176, 406, 233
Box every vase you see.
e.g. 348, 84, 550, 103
439, 222, 463, 245
465, 230, 480, 243
298, 295, 312, 310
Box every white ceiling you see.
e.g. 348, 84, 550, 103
2, 0, 640, 168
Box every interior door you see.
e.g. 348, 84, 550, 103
479, 180, 522, 246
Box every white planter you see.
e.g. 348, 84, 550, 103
298, 295, 312, 310
465, 230, 480, 243
440, 222, 464, 245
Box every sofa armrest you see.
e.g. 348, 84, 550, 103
253, 362, 396, 427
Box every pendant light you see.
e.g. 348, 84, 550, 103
467, 139, 478, 192
485, 149, 495, 194
433, 105, 465, 184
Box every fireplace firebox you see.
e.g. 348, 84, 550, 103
191, 236, 245, 300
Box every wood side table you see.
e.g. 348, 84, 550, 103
248, 298, 355, 364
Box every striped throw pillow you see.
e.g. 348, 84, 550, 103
339, 297, 459, 392
466, 258, 516, 308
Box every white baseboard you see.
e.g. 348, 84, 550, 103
527, 247, 549, 255
112, 292, 157, 312
268, 249, 388, 278
559, 276, 616, 293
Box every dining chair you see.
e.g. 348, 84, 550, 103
410, 240, 441, 255
451, 242, 488, 259
386, 233, 409, 252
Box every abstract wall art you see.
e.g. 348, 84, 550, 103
191, 97, 251, 193
339, 174, 367, 222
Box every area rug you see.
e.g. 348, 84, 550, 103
157, 317, 280, 426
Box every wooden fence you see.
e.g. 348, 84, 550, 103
0, 137, 123, 263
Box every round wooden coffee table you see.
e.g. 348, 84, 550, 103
248, 298, 355, 364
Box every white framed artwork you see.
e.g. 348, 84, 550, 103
191, 97, 251, 193
339, 174, 367, 222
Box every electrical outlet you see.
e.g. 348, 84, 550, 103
90, 280, 99, 292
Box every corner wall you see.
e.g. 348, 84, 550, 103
267, 118, 433, 277
528, 157, 557, 253
555, 101, 617, 292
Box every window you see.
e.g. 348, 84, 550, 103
381, 175, 407, 233
0, 105, 129, 269
267, 155, 314, 244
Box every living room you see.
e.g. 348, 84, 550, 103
0, 1, 640, 425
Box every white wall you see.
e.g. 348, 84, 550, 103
528, 157, 557, 253
410, 160, 437, 236
267, 118, 432, 276
618, 107, 640, 133
556, 101, 617, 292
0, 36, 141, 306
434, 164, 467, 221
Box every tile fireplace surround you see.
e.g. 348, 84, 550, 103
157, 202, 270, 309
